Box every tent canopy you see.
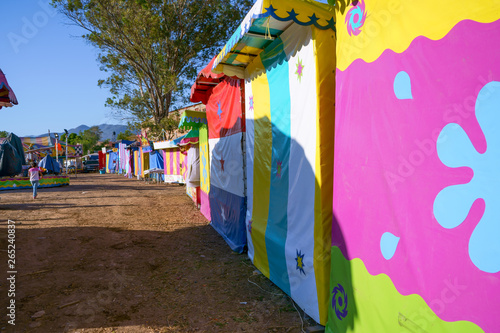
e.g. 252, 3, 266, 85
211, 0, 334, 78
190, 57, 226, 105
0, 68, 18, 109
153, 129, 200, 150
178, 110, 208, 130
39, 154, 61, 174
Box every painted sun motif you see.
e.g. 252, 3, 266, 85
295, 249, 305, 275
295, 59, 304, 82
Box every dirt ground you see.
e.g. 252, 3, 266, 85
0, 173, 319, 333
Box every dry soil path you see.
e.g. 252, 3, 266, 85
0, 173, 317, 332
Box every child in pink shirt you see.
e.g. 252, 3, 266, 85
28, 162, 43, 199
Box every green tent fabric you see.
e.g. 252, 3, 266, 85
7, 132, 26, 165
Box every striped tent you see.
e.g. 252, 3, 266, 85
179, 111, 210, 220
212, 0, 335, 324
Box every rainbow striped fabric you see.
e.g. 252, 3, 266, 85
163, 148, 186, 184
234, 0, 335, 324
328, 1, 500, 332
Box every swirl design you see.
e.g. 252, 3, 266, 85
332, 283, 348, 320
345, 0, 366, 36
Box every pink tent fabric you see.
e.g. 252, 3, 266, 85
0, 69, 18, 109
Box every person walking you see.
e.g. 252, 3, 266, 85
28, 162, 43, 199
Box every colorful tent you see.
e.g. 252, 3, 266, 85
148, 150, 164, 182
0, 69, 18, 109
162, 148, 186, 184
153, 130, 199, 184
107, 152, 118, 173
133, 149, 141, 177
211, 0, 335, 324
327, 1, 500, 332
179, 111, 210, 219
191, 62, 247, 253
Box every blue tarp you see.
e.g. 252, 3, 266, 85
39, 154, 60, 174
149, 151, 164, 182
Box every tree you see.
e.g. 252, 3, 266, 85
93, 138, 111, 151
79, 126, 102, 153
53, 0, 253, 128
130, 110, 180, 141
60, 132, 83, 145
329, 0, 356, 14
0, 131, 8, 138
116, 129, 136, 141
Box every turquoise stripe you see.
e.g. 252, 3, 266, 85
226, 52, 239, 65
261, 37, 291, 296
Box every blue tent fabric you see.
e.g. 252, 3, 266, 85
113, 140, 135, 147
148, 151, 164, 182
39, 154, 60, 174
108, 152, 118, 173
209, 185, 247, 253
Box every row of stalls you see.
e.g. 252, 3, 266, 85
103, 129, 204, 205
176, 0, 500, 332
101, 1, 499, 331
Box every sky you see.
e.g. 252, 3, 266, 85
1, 0, 126, 137
1, 0, 331, 137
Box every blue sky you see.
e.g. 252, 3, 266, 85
1, 0, 331, 137
1, 0, 125, 136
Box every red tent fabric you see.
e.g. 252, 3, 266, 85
190, 57, 226, 105
98, 151, 106, 170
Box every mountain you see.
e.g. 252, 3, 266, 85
30, 124, 130, 141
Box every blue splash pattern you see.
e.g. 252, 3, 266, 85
380, 232, 400, 260
434, 81, 500, 273
394, 71, 413, 100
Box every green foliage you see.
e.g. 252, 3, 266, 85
129, 110, 180, 141
78, 126, 102, 154
93, 138, 111, 151
116, 129, 135, 141
60, 132, 83, 145
53, 0, 253, 127
0, 130, 9, 138
329, 0, 356, 14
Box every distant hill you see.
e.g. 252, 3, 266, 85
29, 124, 130, 141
